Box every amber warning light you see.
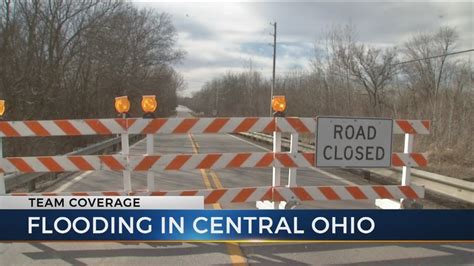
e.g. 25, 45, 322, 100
114, 96, 131, 114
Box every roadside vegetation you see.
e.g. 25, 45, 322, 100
0, 0, 184, 156
182, 25, 473, 180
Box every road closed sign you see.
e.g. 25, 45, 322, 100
316, 117, 393, 168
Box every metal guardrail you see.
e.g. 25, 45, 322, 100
238, 132, 473, 206
4, 135, 142, 193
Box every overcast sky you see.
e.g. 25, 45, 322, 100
133, 1, 473, 96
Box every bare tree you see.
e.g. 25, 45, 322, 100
0, 0, 185, 156
187, 25, 472, 178
327, 25, 397, 115
401, 27, 459, 140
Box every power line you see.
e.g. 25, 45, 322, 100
393, 48, 474, 66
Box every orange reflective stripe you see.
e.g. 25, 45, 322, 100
411, 153, 428, 166
232, 188, 257, 203
0, 122, 20, 136
226, 153, 251, 168
85, 120, 112, 135
197, 154, 222, 169
102, 192, 122, 196
234, 118, 258, 132
261, 187, 274, 201
399, 186, 419, 199
99, 156, 125, 170
173, 119, 198, 133
134, 156, 160, 171
142, 119, 167, 134
303, 153, 315, 164
391, 154, 404, 166
54, 120, 81, 135
422, 120, 430, 130
25, 121, 50, 136
42, 193, 58, 196
255, 153, 274, 167
345, 186, 368, 200
373, 186, 393, 199
396, 120, 415, 134
319, 187, 340, 200
38, 157, 64, 172
275, 153, 298, 167
166, 155, 191, 170
204, 118, 229, 133
72, 192, 89, 196
291, 187, 313, 201
115, 118, 128, 130
68, 156, 95, 171
272, 189, 285, 201
149, 192, 167, 196
286, 118, 310, 133
205, 189, 227, 204
262, 119, 276, 133
181, 190, 198, 196
8, 158, 34, 172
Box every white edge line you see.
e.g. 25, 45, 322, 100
54, 171, 93, 192
54, 137, 148, 193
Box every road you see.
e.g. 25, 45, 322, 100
1, 106, 472, 265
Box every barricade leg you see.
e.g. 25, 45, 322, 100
121, 132, 132, 192
288, 133, 298, 187
401, 134, 414, 186
257, 131, 284, 209
146, 133, 155, 191
376, 133, 417, 209
400, 134, 422, 208
272, 131, 282, 187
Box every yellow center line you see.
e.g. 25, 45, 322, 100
209, 171, 224, 189
188, 133, 248, 266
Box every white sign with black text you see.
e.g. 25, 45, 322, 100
316, 117, 393, 168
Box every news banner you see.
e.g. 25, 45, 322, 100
0, 196, 472, 241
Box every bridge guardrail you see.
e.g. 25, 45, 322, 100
239, 131, 473, 206
3, 135, 141, 193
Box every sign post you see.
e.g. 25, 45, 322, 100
316, 117, 393, 168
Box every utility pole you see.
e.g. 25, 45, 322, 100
269, 22, 277, 116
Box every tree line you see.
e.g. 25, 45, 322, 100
183, 26, 473, 177
0, 0, 184, 156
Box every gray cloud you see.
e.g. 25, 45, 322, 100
249, 2, 472, 45
136, 2, 473, 96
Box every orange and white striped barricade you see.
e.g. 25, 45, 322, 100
1, 116, 429, 211
0, 117, 276, 195
0, 152, 427, 173
120, 116, 132, 193
272, 117, 430, 209
129, 184, 425, 204
379, 120, 430, 209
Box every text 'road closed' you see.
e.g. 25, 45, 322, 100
316, 117, 393, 168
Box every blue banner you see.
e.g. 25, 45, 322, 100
1, 210, 473, 241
